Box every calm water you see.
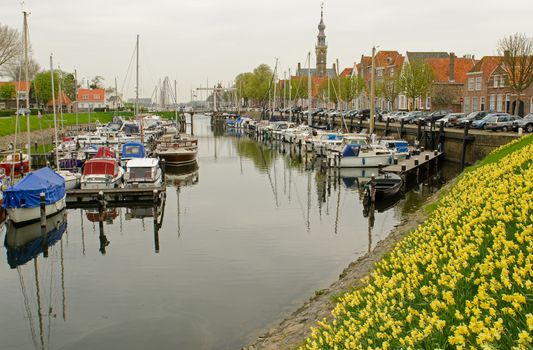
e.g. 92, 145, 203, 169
0, 116, 458, 350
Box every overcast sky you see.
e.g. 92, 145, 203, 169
2, 0, 532, 102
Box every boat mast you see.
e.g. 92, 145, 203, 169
135, 34, 139, 116
23, 11, 31, 171
58, 66, 64, 131
307, 51, 312, 125
174, 80, 178, 128
74, 69, 79, 131
370, 46, 376, 135
50, 56, 60, 170
272, 58, 278, 116
288, 68, 292, 123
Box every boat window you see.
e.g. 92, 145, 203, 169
128, 167, 153, 180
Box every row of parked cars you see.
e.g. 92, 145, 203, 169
383, 110, 533, 132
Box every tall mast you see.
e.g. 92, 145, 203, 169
337, 58, 341, 111
283, 71, 286, 113
174, 80, 178, 126
114, 77, 118, 114
307, 51, 311, 125
23, 11, 31, 171
272, 58, 278, 116
50, 55, 60, 170
74, 69, 79, 131
135, 34, 139, 116
288, 68, 292, 123
370, 46, 376, 135
58, 66, 64, 131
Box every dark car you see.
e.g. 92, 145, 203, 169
513, 113, 533, 133
354, 108, 382, 120
422, 110, 451, 124
454, 111, 490, 128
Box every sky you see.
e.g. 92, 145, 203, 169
2, 0, 532, 102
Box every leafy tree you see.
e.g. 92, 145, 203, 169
0, 83, 15, 99
34, 71, 58, 107
234, 72, 254, 106
289, 76, 309, 101
399, 60, 434, 111
497, 33, 533, 115
249, 64, 272, 106
61, 72, 76, 100
0, 23, 21, 69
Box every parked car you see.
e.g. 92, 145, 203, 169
454, 111, 490, 128
484, 114, 521, 132
385, 111, 408, 122
436, 113, 466, 127
398, 111, 422, 124
354, 108, 382, 120
472, 113, 510, 129
422, 110, 451, 124
513, 113, 533, 133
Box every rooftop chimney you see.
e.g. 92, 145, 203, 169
448, 52, 455, 82
297, 62, 301, 72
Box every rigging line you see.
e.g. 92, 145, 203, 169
18, 267, 39, 350
120, 41, 137, 102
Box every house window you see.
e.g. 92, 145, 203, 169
475, 77, 482, 90
489, 95, 496, 110
472, 97, 478, 112
468, 78, 474, 91
530, 97, 533, 114
94, 94, 100, 99
480, 96, 486, 111
426, 96, 431, 109
497, 94, 503, 112
464, 97, 470, 113
493, 75, 499, 88
82, 94, 88, 100
389, 68, 395, 76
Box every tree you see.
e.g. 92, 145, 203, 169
0, 23, 21, 70
2, 57, 41, 81
61, 72, 76, 100
399, 60, 434, 111
234, 72, 254, 106
90, 75, 104, 89
376, 71, 401, 110
0, 83, 15, 99
33, 71, 58, 108
497, 33, 533, 115
249, 64, 273, 106
431, 84, 457, 107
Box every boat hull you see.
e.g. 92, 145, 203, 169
339, 154, 392, 168
7, 196, 66, 225
157, 149, 197, 165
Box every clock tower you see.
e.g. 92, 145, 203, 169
315, 4, 327, 77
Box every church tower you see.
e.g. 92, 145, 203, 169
315, 4, 327, 77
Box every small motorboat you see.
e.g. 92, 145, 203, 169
363, 172, 403, 201
124, 158, 162, 188
156, 134, 198, 166
0, 152, 30, 177
2, 167, 66, 225
57, 170, 81, 190
80, 147, 124, 189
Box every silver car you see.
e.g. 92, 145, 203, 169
484, 115, 521, 132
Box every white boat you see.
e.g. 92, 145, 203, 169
338, 136, 393, 168
80, 147, 124, 189
2, 167, 66, 225
57, 170, 81, 190
124, 158, 162, 188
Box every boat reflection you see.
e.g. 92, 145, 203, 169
164, 161, 199, 187
5, 210, 67, 268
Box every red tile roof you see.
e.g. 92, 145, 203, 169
375, 50, 403, 67
469, 56, 502, 82
426, 57, 476, 84
0, 81, 31, 95
47, 91, 72, 106
77, 88, 105, 103
340, 68, 353, 77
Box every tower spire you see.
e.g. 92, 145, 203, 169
315, 2, 327, 77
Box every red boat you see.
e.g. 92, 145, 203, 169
0, 152, 30, 177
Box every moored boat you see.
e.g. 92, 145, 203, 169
124, 158, 162, 188
156, 134, 198, 166
80, 147, 124, 189
2, 167, 66, 225
0, 152, 30, 177
338, 136, 393, 168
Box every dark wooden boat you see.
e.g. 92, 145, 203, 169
156, 134, 198, 166
373, 172, 403, 197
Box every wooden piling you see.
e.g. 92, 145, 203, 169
385, 118, 390, 136
40, 192, 48, 258
461, 121, 471, 169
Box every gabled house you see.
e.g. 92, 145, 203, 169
47, 91, 73, 113
486, 62, 533, 116
77, 88, 107, 111
463, 56, 501, 114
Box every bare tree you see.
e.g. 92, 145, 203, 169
2, 57, 41, 81
0, 23, 21, 69
497, 33, 533, 115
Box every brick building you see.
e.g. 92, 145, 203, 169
485, 64, 533, 116
463, 56, 501, 114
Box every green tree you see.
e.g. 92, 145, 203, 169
249, 64, 272, 106
61, 73, 76, 100
234, 72, 254, 106
0, 83, 15, 99
90, 75, 104, 89
399, 60, 434, 111
34, 70, 58, 107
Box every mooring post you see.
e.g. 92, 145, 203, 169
359, 117, 363, 132
399, 119, 405, 139
430, 119, 436, 151
461, 121, 471, 169
438, 121, 445, 152
350, 115, 354, 132
417, 119, 422, 143
40, 192, 48, 257
385, 118, 390, 136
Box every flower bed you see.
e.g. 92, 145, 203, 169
302, 136, 533, 350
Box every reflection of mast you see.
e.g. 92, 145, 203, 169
368, 202, 375, 253
307, 171, 311, 231
34, 258, 45, 350
18, 267, 38, 349
177, 187, 181, 237
334, 181, 342, 234
259, 145, 278, 207
80, 209, 85, 256
61, 239, 66, 321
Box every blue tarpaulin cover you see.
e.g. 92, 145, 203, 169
342, 144, 361, 157
395, 141, 409, 153
122, 142, 145, 159
2, 167, 65, 209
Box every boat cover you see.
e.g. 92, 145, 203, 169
95, 146, 115, 159
83, 159, 117, 176
5, 221, 67, 268
122, 142, 145, 159
2, 167, 65, 209
394, 141, 409, 153
342, 144, 361, 157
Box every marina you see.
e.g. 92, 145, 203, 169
0, 116, 461, 349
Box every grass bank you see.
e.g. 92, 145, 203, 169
301, 135, 533, 349
0, 111, 180, 137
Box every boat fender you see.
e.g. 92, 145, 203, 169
362, 157, 365, 166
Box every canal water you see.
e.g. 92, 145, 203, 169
0, 116, 459, 350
